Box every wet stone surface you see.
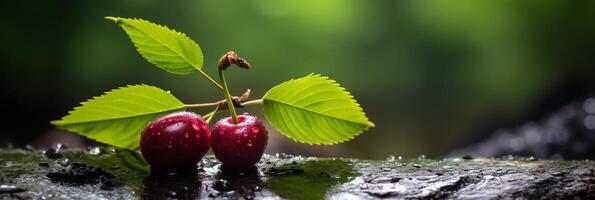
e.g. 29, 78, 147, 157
0, 147, 594, 199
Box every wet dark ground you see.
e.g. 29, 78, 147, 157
0, 146, 593, 199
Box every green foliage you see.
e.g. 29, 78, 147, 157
51, 85, 185, 150
263, 74, 374, 145
105, 17, 204, 75
53, 17, 374, 149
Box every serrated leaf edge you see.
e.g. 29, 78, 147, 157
263, 74, 374, 127
105, 16, 203, 73
51, 84, 185, 126
263, 74, 375, 145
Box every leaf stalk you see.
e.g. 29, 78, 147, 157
197, 70, 223, 90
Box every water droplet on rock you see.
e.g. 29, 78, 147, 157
24, 144, 35, 151
386, 155, 395, 161
44, 149, 63, 159
55, 143, 66, 151
418, 154, 426, 160
167, 191, 177, 198
58, 158, 69, 166
551, 171, 564, 176
89, 147, 101, 155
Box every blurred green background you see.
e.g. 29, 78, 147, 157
1, 0, 594, 159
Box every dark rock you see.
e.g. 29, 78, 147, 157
47, 162, 121, 191
449, 98, 595, 160
212, 179, 233, 192
1, 150, 594, 199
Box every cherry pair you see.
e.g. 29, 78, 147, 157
140, 111, 268, 173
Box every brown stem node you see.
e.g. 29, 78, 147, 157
216, 88, 251, 110
218, 51, 252, 70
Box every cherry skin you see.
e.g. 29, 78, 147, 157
211, 113, 268, 171
140, 111, 211, 173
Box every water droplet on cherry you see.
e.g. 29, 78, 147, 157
191, 122, 200, 131
140, 111, 211, 173
211, 114, 268, 172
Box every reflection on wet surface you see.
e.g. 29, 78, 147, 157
265, 159, 357, 199
208, 168, 265, 199
142, 170, 203, 200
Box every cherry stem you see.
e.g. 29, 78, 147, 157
201, 100, 262, 122
197, 69, 224, 91
204, 106, 219, 124
218, 68, 239, 124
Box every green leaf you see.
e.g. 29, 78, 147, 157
262, 74, 374, 145
105, 16, 203, 75
51, 85, 185, 150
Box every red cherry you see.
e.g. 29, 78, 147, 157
140, 111, 211, 173
211, 113, 268, 171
